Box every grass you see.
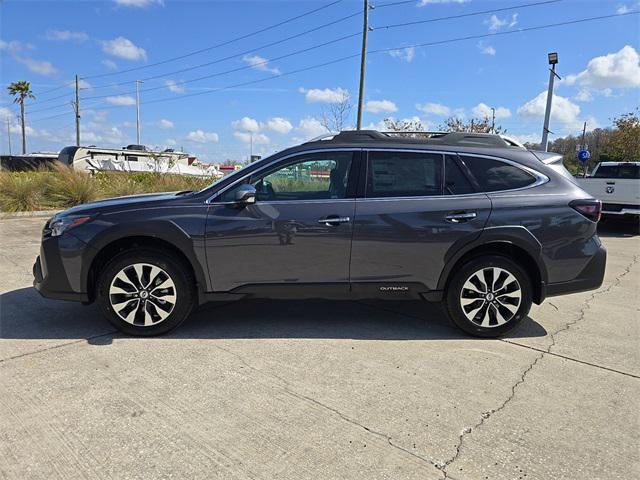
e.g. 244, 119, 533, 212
0, 163, 214, 212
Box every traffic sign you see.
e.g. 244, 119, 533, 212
577, 150, 590, 163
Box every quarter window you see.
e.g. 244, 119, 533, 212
366, 151, 443, 198
461, 156, 536, 192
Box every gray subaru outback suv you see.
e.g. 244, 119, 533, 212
34, 130, 606, 337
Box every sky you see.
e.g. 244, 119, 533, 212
1, 0, 639, 163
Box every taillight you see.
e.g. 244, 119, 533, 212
570, 200, 602, 222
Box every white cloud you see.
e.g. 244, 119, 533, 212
85, 109, 108, 122
484, 13, 518, 32
102, 37, 147, 61
105, 95, 136, 106
114, 0, 164, 7
232, 116, 261, 133
419, 0, 469, 5
0, 107, 14, 121
477, 41, 496, 56
14, 57, 58, 76
510, 133, 543, 145
0, 40, 34, 53
388, 47, 415, 63
265, 117, 293, 134
416, 102, 451, 116
471, 103, 512, 119
165, 138, 177, 146
300, 87, 349, 103
364, 99, 398, 114
233, 131, 270, 144
564, 45, 640, 90
186, 130, 219, 143
517, 91, 581, 127
242, 54, 280, 75
574, 88, 594, 102
45, 30, 88, 42
158, 119, 174, 130
102, 59, 118, 70
297, 117, 326, 139
164, 80, 185, 93
616, 3, 639, 14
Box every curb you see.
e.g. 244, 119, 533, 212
1, 210, 58, 219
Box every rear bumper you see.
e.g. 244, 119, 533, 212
33, 233, 90, 303
545, 244, 607, 298
602, 203, 640, 216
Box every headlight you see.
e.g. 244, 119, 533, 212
49, 215, 93, 237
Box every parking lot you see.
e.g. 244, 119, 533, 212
0, 215, 638, 480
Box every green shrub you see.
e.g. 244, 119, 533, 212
0, 171, 47, 212
47, 163, 100, 207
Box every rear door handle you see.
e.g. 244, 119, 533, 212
318, 216, 350, 226
445, 212, 477, 223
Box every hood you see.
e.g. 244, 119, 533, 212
60, 191, 187, 217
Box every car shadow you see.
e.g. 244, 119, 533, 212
598, 218, 639, 237
0, 287, 548, 343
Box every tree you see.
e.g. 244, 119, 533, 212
7, 80, 35, 154
383, 117, 425, 132
604, 110, 640, 161
439, 116, 505, 134
320, 91, 352, 133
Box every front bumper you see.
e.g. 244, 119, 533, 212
545, 243, 607, 297
33, 232, 90, 303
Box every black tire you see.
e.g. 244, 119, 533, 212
445, 255, 532, 338
97, 249, 196, 336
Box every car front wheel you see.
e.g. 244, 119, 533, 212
445, 255, 532, 337
97, 249, 195, 336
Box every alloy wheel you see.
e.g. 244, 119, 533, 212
460, 267, 522, 327
108, 263, 177, 326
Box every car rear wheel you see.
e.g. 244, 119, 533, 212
445, 255, 532, 337
97, 249, 195, 336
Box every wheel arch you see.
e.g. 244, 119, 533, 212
85, 232, 207, 304
438, 227, 548, 304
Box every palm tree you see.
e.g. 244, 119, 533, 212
7, 81, 35, 154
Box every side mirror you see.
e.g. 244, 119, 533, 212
234, 184, 257, 207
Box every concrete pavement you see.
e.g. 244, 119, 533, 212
1, 216, 638, 479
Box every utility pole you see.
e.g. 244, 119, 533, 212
135, 80, 142, 144
581, 121, 588, 177
356, 0, 369, 130
490, 107, 496, 134
250, 132, 253, 160
541, 52, 560, 151
74, 74, 81, 146
6, 118, 12, 155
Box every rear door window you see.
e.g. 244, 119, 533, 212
444, 155, 475, 195
366, 151, 443, 198
594, 164, 640, 179
461, 156, 536, 192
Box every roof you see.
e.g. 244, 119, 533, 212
304, 130, 526, 149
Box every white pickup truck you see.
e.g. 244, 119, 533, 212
577, 162, 640, 218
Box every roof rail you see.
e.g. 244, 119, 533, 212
304, 130, 526, 149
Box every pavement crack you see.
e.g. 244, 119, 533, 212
214, 344, 446, 478
439, 254, 639, 477
0, 331, 117, 364
548, 253, 639, 351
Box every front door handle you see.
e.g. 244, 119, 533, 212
445, 212, 477, 223
318, 216, 350, 226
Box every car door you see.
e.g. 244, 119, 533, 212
205, 150, 359, 292
350, 150, 491, 293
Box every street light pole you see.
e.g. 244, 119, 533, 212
541, 52, 560, 152
356, 0, 369, 130
490, 107, 496, 134
6, 118, 12, 155
135, 80, 142, 144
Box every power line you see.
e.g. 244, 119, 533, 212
27, 10, 639, 119
369, 10, 640, 55
87, 10, 362, 91
83, 0, 345, 80
374, 0, 562, 30
33, 80, 75, 97
83, 0, 562, 99
83, 31, 361, 101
